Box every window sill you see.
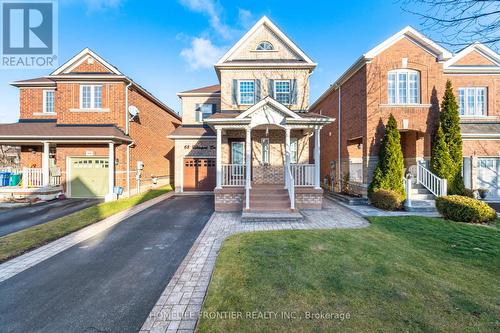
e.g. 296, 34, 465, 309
379, 103, 432, 108
460, 116, 496, 120
69, 108, 110, 113
33, 112, 56, 116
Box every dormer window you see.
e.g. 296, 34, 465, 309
256, 41, 274, 51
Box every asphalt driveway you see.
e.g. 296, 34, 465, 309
0, 198, 101, 237
0, 195, 214, 333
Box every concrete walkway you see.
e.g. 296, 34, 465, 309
141, 199, 368, 333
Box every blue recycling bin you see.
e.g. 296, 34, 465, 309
0, 172, 11, 187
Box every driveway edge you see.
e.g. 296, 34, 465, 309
0, 192, 175, 283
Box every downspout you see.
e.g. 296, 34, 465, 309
338, 85, 342, 182
125, 81, 133, 197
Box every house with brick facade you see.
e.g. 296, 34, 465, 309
310, 27, 500, 202
0, 48, 181, 201
170, 16, 334, 216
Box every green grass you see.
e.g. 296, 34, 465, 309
0, 185, 172, 263
198, 216, 500, 333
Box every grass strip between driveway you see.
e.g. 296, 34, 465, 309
198, 216, 499, 333
0, 185, 172, 263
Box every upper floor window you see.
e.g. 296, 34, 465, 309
195, 103, 216, 121
274, 80, 291, 104
239, 80, 255, 105
387, 70, 420, 104
458, 87, 487, 116
256, 41, 274, 51
80, 85, 102, 109
43, 90, 55, 114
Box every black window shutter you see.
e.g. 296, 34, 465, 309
255, 79, 261, 102
268, 79, 274, 98
211, 104, 216, 114
291, 79, 298, 104
232, 79, 238, 105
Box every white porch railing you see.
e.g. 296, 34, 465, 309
285, 163, 295, 210
416, 162, 447, 197
221, 164, 245, 186
23, 167, 44, 188
291, 164, 315, 187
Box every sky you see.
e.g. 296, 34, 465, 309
0, 0, 437, 123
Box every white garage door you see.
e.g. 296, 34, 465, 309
477, 158, 500, 200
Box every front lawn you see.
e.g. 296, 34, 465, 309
0, 185, 172, 263
198, 216, 500, 333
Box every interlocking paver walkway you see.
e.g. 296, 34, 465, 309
141, 199, 368, 333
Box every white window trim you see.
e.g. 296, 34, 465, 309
261, 138, 270, 165
238, 80, 255, 105
274, 80, 291, 104
388, 69, 420, 105
80, 85, 103, 109
42, 89, 55, 114
458, 87, 488, 117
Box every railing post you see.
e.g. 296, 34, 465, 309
23, 167, 28, 188
314, 126, 321, 189
441, 179, 447, 196
216, 127, 222, 189
42, 141, 50, 187
404, 177, 412, 209
284, 127, 291, 189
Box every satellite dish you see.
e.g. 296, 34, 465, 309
128, 105, 139, 121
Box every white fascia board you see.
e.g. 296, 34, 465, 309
236, 97, 301, 119
51, 48, 123, 76
216, 16, 315, 65
364, 26, 452, 61
444, 42, 500, 68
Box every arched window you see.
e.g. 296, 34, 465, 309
387, 69, 420, 104
256, 41, 274, 51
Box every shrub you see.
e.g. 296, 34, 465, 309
371, 189, 403, 211
368, 114, 405, 198
435, 195, 497, 223
461, 188, 475, 198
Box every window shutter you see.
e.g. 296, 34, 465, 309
195, 103, 201, 122
211, 103, 216, 114
268, 79, 274, 98
291, 79, 298, 104
255, 79, 261, 102
232, 79, 238, 105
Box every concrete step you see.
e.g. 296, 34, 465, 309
242, 211, 304, 222
251, 189, 287, 195
411, 188, 432, 194
405, 199, 437, 213
410, 193, 435, 200
249, 201, 291, 210
325, 192, 368, 205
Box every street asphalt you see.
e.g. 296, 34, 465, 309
0, 195, 214, 333
0, 198, 101, 237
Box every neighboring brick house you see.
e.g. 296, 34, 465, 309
310, 27, 500, 200
170, 16, 333, 213
0, 48, 181, 200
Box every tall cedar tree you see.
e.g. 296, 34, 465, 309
431, 123, 453, 181
440, 80, 465, 194
368, 114, 405, 197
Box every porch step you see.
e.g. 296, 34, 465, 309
249, 201, 291, 210
405, 199, 438, 213
241, 211, 304, 223
247, 184, 292, 213
410, 193, 435, 200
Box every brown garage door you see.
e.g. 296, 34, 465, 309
183, 158, 216, 191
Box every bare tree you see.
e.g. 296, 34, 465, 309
400, 0, 500, 50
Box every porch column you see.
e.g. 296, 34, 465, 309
314, 126, 321, 189
42, 141, 50, 187
245, 127, 252, 189
216, 127, 222, 189
285, 127, 291, 189
106, 142, 116, 201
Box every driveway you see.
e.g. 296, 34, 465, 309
0, 199, 101, 237
0, 195, 214, 333
487, 202, 500, 213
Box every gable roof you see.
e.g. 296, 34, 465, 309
310, 26, 455, 110
364, 26, 453, 61
177, 84, 221, 97
236, 96, 302, 119
51, 48, 123, 76
215, 16, 316, 68
444, 42, 500, 73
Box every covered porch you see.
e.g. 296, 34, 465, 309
205, 97, 334, 212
